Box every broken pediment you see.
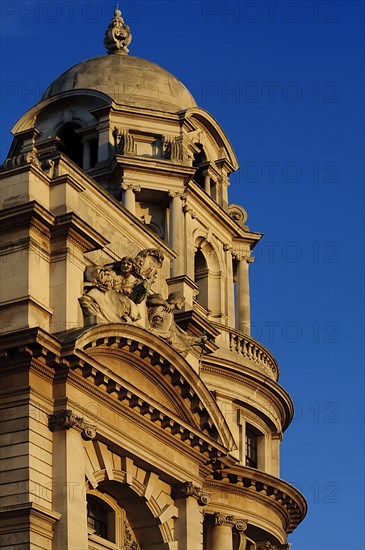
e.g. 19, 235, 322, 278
60, 323, 236, 458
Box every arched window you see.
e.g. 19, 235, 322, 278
86, 492, 141, 549
245, 423, 265, 470
245, 426, 258, 468
87, 495, 115, 543
58, 123, 83, 168
194, 249, 208, 309
192, 144, 207, 189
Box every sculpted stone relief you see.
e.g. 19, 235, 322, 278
79, 248, 206, 354
147, 292, 206, 355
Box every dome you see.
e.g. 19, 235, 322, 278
42, 54, 197, 113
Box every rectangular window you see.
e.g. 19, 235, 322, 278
245, 426, 258, 468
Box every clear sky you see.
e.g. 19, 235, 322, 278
1, 1, 364, 549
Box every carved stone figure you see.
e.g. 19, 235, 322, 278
79, 265, 140, 325
112, 256, 141, 295
79, 248, 164, 326
134, 248, 164, 283
147, 292, 207, 354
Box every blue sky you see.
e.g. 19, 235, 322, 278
1, 2, 364, 549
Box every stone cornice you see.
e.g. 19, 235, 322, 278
52, 212, 110, 252
60, 324, 236, 447
64, 370, 223, 474
115, 154, 196, 178
0, 327, 62, 357
0, 294, 54, 315
0, 501, 62, 523
201, 360, 293, 432
205, 466, 307, 534
186, 180, 262, 244
68, 351, 228, 460
0, 200, 55, 236
93, 101, 184, 123
0, 325, 235, 468
0, 158, 49, 181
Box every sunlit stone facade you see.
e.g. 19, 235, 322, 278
0, 8, 306, 550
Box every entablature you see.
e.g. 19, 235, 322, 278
201, 358, 293, 433
185, 179, 262, 244
204, 465, 307, 535
0, 325, 236, 468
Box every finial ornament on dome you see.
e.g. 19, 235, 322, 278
104, 5, 132, 54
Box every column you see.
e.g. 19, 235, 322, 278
204, 171, 211, 195
224, 244, 234, 325
171, 482, 210, 550
235, 254, 254, 336
169, 191, 184, 277
82, 140, 91, 170
205, 514, 248, 550
122, 183, 140, 215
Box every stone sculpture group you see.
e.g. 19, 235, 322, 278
79, 248, 206, 354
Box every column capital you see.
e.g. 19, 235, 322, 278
121, 183, 140, 193
233, 252, 254, 263
206, 512, 248, 531
257, 543, 291, 550
171, 481, 210, 506
168, 190, 185, 199
48, 409, 96, 440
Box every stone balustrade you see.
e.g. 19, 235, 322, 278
213, 325, 279, 380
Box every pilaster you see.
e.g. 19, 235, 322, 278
48, 408, 96, 550
171, 482, 210, 550
50, 213, 108, 332
169, 190, 185, 277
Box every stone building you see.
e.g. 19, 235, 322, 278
0, 8, 306, 550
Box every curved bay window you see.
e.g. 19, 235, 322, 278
245, 425, 258, 468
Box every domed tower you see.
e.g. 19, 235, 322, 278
0, 8, 306, 550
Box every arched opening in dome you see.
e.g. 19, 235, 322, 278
58, 123, 83, 168
192, 143, 207, 189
